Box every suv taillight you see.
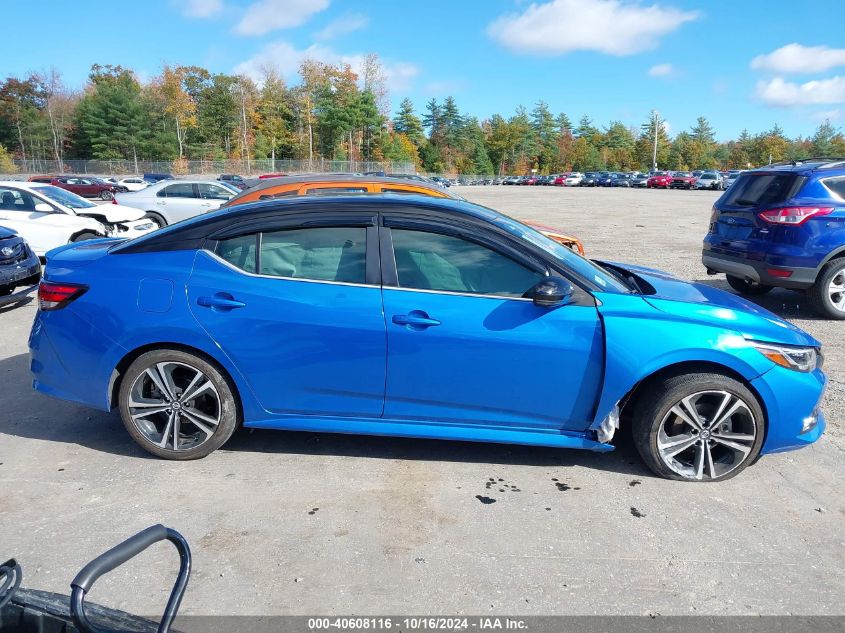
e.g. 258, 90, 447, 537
38, 281, 87, 311
758, 207, 834, 225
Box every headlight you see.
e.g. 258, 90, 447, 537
749, 341, 820, 372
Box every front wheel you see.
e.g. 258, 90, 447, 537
632, 373, 765, 481
142, 211, 167, 229
118, 349, 239, 459
71, 231, 101, 242
807, 258, 845, 319
726, 274, 773, 296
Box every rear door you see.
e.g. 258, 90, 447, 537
188, 210, 386, 418
156, 183, 205, 223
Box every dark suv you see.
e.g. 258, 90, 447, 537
702, 159, 845, 318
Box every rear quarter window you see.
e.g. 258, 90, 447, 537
822, 176, 845, 200
721, 173, 805, 207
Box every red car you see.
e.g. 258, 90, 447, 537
27, 176, 124, 200
552, 173, 570, 186
669, 171, 697, 189
646, 171, 673, 188
258, 173, 288, 179
522, 175, 540, 185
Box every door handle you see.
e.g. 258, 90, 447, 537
156, 200, 166, 205
392, 310, 441, 329
197, 293, 246, 311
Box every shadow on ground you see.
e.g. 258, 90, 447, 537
0, 352, 649, 478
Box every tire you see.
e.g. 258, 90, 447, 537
71, 231, 100, 243
632, 373, 765, 481
99, 190, 114, 201
807, 258, 845, 319
725, 274, 774, 296
143, 211, 167, 229
118, 349, 239, 460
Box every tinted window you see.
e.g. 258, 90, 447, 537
160, 183, 196, 198
823, 176, 845, 199
390, 228, 543, 298
197, 183, 233, 200
216, 234, 257, 273
0, 188, 40, 211
303, 187, 368, 195
260, 227, 366, 283
258, 190, 297, 200
721, 173, 804, 207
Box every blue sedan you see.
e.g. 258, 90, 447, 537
29, 195, 825, 481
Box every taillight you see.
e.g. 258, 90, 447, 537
758, 207, 834, 225
38, 281, 87, 311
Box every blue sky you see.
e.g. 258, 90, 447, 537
3, 0, 845, 140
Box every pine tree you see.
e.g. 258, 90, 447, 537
392, 98, 425, 147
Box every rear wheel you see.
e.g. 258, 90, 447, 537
632, 373, 764, 481
726, 274, 773, 296
99, 190, 114, 201
808, 258, 845, 319
118, 349, 239, 459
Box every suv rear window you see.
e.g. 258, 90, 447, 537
721, 173, 805, 207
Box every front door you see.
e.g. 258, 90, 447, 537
380, 221, 604, 431
0, 186, 70, 254
188, 218, 386, 418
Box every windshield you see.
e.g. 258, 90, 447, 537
674, 172, 691, 177
32, 185, 96, 209
484, 211, 631, 293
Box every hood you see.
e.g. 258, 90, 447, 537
77, 203, 146, 223
600, 261, 819, 348
0, 225, 18, 239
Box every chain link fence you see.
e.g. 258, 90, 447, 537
2, 158, 417, 178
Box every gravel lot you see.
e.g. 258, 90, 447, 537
0, 186, 843, 618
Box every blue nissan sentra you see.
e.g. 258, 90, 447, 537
29, 195, 825, 481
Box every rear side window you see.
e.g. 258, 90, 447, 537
721, 173, 805, 207
159, 183, 196, 198
216, 227, 367, 284
823, 176, 845, 200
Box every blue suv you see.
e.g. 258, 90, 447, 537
703, 159, 845, 318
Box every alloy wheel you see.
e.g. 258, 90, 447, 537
657, 390, 757, 480
827, 266, 845, 313
127, 361, 220, 451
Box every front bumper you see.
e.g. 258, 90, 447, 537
753, 365, 826, 455
702, 251, 817, 289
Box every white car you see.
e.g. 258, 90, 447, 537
117, 177, 149, 192
114, 180, 236, 228
0, 182, 156, 256
565, 172, 584, 186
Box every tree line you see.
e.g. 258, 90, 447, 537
1, 58, 844, 175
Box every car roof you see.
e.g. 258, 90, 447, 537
748, 158, 845, 175
116, 194, 513, 254
0, 180, 57, 190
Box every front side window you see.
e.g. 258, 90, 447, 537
390, 228, 543, 298
216, 227, 367, 284
197, 183, 233, 200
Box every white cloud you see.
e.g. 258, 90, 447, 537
648, 63, 673, 77
487, 0, 699, 56
181, 0, 222, 18
315, 14, 368, 40
810, 109, 843, 123
234, 41, 419, 93
756, 76, 845, 107
235, 0, 330, 36
751, 44, 845, 74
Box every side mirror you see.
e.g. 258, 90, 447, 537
529, 276, 573, 308
34, 203, 54, 213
